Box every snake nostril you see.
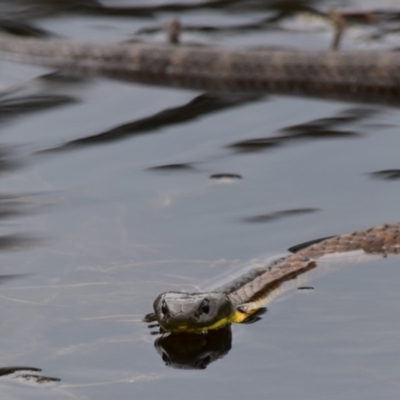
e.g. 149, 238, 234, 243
161, 300, 169, 315
200, 299, 210, 314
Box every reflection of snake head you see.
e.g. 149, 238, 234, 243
155, 326, 232, 369
153, 292, 235, 333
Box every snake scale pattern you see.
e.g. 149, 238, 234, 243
0, 35, 398, 303
148, 223, 400, 332
222, 223, 400, 306
0, 35, 400, 102
1, 35, 397, 327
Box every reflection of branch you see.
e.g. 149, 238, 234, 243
41, 93, 261, 153
242, 208, 319, 223
76, 0, 250, 17
0, 274, 30, 285
0, 95, 76, 124
0, 366, 60, 384
0, 234, 40, 251
0, 366, 41, 376
369, 169, 400, 180
228, 107, 377, 154
0, 192, 45, 253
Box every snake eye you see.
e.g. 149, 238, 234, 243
200, 299, 210, 314
161, 301, 169, 315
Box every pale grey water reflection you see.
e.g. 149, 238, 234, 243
0, 0, 399, 399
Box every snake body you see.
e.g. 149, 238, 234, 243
0, 35, 400, 102
224, 222, 400, 307
0, 36, 399, 329
149, 223, 400, 332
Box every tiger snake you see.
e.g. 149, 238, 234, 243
0, 34, 399, 104
145, 223, 400, 332
0, 35, 399, 332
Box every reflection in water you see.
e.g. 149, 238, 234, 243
0, 234, 39, 251
0, 88, 61, 386
0, 181, 44, 250
0, 366, 60, 384
280, 108, 377, 133
210, 173, 242, 181
0, 95, 76, 123
0, 274, 29, 284
148, 163, 196, 171
40, 93, 260, 153
149, 308, 268, 369
155, 327, 232, 370
5, 0, 327, 20
0, 160, 46, 249
0, 280, 56, 383
0, 19, 51, 38
228, 107, 376, 154
369, 169, 400, 180
242, 208, 319, 223
0, 101, 51, 254
0, 0, 399, 394
7, 0, 394, 29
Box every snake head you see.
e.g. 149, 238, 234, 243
153, 292, 234, 333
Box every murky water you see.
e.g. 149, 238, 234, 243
0, 0, 399, 398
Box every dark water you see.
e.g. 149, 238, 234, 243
0, 0, 400, 398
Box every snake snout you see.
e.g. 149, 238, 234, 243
153, 291, 234, 332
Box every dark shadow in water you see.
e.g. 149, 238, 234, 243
0, 194, 36, 218
0, 191, 50, 221
0, 97, 51, 251
0, 274, 30, 285
228, 129, 360, 153
30, 0, 318, 18
0, 189, 45, 252
44, 0, 395, 31
0, 234, 40, 251
280, 108, 378, 133
0, 366, 60, 384
0, 0, 316, 31
0, 19, 53, 38
242, 208, 319, 223
147, 162, 196, 172
0, 95, 77, 124
210, 173, 242, 180
149, 309, 268, 370
228, 137, 281, 153
40, 71, 90, 84
369, 169, 400, 180
155, 327, 233, 370
40, 93, 261, 153
3, 0, 394, 50
0, 146, 23, 173
0, 153, 50, 253
228, 107, 376, 154
135, 13, 295, 41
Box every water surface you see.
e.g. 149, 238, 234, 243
0, 0, 399, 399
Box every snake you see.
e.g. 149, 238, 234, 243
0, 36, 399, 331
145, 222, 400, 333
0, 34, 400, 104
